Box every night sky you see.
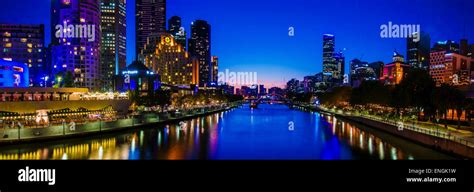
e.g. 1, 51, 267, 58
0, 0, 473, 87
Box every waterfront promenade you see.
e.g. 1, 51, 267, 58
293, 103, 474, 159
0, 102, 242, 144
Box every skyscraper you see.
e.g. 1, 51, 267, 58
0, 24, 45, 87
333, 51, 345, 81
136, 0, 166, 58
100, 0, 127, 91
211, 56, 219, 84
322, 34, 336, 79
189, 20, 211, 87
168, 16, 186, 50
51, 0, 101, 90
407, 32, 430, 69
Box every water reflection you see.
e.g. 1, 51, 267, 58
0, 105, 455, 160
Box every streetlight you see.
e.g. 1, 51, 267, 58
44, 76, 49, 87
57, 76, 62, 87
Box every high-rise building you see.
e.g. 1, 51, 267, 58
380, 52, 410, 85
51, 0, 101, 90
143, 34, 194, 85
430, 51, 472, 86
100, 0, 127, 91
188, 20, 211, 87
286, 79, 300, 94
211, 56, 218, 84
168, 16, 186, 50
322, 34, 336, 78
136, 0, 166, 57
333, 50, 345, 81
407, 32, 430, 69
258, 84, 266, 95
0, 24, 45, 87
460, 39, 469, 56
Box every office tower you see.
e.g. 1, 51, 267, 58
380, 52, 411, 85
460, 39, 469, 56
143, 34, 194, 85
407, 32, 430, 69
168, 16, 186, 49
322, 34, 336, 78
0, 24, 45, 87
211, 56, 218, 83
188, 20, 211, 87
430, 51, 472, 86
333, 51, 345, 81
51, 0, 101, 90
136, 0, 166, 57
100, 0, 127, 91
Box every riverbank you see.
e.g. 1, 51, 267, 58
293, 104, 474, 159
0, 103, 242, 145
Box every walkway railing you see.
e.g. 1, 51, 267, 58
295, 103, 474, 148
0, 102, 242, 143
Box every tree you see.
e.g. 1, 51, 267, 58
433, 84, 465, 129
350, 81, 391, 106
390, 69, 436, 120
320, 86, 352, 107
63, 71, 74, 87
154, 89, 171, 112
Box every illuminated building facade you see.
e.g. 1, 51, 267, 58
51, 0, 101, 90
322, 34, 336, 78
168, 16, 186, 50
430, 51, 473, 86
211, 56, 218, 84
380, 52, 411, 85
0, 59, 29, 88
350, 59, 377, 87
100, 0, 127, 91
333, 51, 345, 81
116, 61, 160, 93
0, 24, 45, 87
136, 0, 166, 57
189, 20, 211, 87
407, 32, 430, 69
143, 34, 195, 86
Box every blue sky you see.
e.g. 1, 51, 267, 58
1, 0, 473, 87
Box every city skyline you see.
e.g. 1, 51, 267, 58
0, 0, 473, 88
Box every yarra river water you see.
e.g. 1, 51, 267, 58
0, 104, 455, 160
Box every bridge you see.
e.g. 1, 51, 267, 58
247, 94, 293, 109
